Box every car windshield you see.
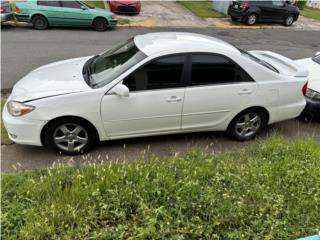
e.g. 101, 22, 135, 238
312, 54, 320, 64
238, 48, 279, 73
83, 39, 146, 88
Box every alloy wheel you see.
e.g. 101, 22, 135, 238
234, 113, 262, 138
53, 123, 88, 152
248, 15, 257, 25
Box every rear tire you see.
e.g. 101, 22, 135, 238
93, 18, 108, 32
284, 15, 294, 26
32, 15, 48, 30
45, 118, 97, 155
228, 109, 267, 141
246, 13, 258, 25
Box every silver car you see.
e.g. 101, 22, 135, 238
1, 1, 14, 23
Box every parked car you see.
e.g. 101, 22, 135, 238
108, 0, 141, 15
296, 53, 320, 119
228, 1, 300, 26
15, 0, 117, 31
1, 1, 14, 23
3, 32, 308, 155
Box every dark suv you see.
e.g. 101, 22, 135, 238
228, 1, 300, 26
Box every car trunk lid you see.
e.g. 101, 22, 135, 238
249, 50, 309, 77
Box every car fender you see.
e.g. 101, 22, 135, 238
29, 12, 48, 22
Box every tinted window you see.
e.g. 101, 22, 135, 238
123, 55, 186, 91
190, 54, 252, 86
37, 1, 60, 7
61, 1, 82, 8
272, 1, 285, 7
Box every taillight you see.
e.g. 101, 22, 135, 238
15, 6, 20, 13
302, 81, 308, 96
0, 6, 4, 13
240, 2, 249, 10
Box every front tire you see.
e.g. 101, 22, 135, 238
246, 13, 258, 25
228, 109, 267, 141
93, 18, 108, 32
284, 15, 294, 26
45, 118, 97, 155
32, 15, 48, 30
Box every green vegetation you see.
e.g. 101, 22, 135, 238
1, 98, 12, 145
2, 136, 320, 239
84, 1, 105, 9
301, 6, 320, 21
178, 1, 225, 18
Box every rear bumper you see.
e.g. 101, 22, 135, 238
1, 12, 14, 22
302, 96, 320, 117
228, 8, 248, 20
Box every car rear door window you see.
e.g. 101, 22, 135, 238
123, 55, 186, 91
190, 54, 253, 86
37, 1, 60, 7
60, 1, 82, 9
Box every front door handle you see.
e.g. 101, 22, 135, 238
166, 96, 182, 103
238, 89, 253, 95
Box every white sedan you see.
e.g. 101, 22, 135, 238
296, 53, 320, 118
3, 32, 308, 155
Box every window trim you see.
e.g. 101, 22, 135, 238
185, 52, 255, 88
120, 53, 189, 93
37, 0, 61, 7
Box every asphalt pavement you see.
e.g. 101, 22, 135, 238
1, 26, 320, 172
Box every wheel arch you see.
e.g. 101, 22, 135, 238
92, 16, 109, 26
30, 13, 49, 23
228, 106, 270, 127
40, 115, 100, 145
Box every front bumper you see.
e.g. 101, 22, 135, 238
2, 104, 46, 146
302, 96, 320, 117
1, 12, 14, 22
113, 4, 140, 14
109, 19, 118, 27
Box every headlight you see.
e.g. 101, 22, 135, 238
7, 101, 35, 117
306, 88, 320, 100
111, 14, 117, 20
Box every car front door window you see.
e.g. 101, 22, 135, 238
123, 55, 186, 91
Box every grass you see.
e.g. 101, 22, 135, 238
2, 136, 320, 239
301, 6, 320, 21
178, 1, 225, 18
1, 98, 12, 145
84, 1, 105, 9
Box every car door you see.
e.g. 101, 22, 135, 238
101, 54, 187, 138
181, 54, 258, 130
36, 0, 64, 25
260, 1, 286, 21
60, 1, 92, 26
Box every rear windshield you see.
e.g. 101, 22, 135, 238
312, 54, 320, 64
239, 49, 279, 73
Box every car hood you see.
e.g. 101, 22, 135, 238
295, 58, 320, 92
10, 56, 93, 102
112, 0, 140, 4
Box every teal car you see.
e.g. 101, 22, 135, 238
15, 0, 117, 31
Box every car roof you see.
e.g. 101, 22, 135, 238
134, 32, 240, 56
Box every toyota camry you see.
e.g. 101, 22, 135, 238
3, 32, 308, 155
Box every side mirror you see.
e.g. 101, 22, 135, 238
110, 84, 129, 97
81, 5, 87, 10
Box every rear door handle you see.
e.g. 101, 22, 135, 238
166, 96, 182, 103
238, 89, 253, 95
